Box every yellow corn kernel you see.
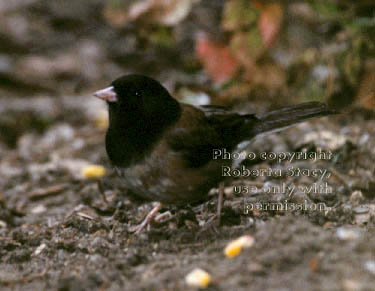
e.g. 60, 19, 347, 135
185, 268, 211, 288
224, 235, 255, 258
82, 165, 106, 178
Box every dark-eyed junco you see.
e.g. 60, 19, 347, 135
94, 74, 336, 233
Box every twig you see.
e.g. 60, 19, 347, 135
27, 184, 68, 200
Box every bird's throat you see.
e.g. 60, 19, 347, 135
106, 103, 181, 167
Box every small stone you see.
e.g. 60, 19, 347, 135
364, 260, 375, 275
302, 130, 346, 151
89, 254, 103, 264
31, 204, 47, 214
248, 263, 264, 274
342, 279, 361, 291
34, 243, 47, 255
353, 205, 371, 225
336, 227, 361, 240
353, 205, 369, 214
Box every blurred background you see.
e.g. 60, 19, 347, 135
0, 0, 373, 105
1, 0, 374, 163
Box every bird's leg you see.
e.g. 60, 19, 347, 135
217, 182, 224, 226
195, 183, 225, 238
154, 211, 173, 222
129, 202, 162, 235
97, 180, 109, 204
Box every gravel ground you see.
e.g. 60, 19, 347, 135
0, 95, 375, 290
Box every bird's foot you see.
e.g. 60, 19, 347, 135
195, 215, 220, 239
128, 202, 162, 235
195, 183, 225, 238
154, 210, 172, 222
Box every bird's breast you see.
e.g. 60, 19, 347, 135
114, 143, 229, 205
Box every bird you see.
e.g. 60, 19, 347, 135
94, 74, 336, 234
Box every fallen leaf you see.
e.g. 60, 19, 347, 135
258, 3, 283, 48
196, 34, 240, 84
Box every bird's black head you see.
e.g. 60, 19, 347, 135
94, 75, 182, 167
94, 74, 180, 123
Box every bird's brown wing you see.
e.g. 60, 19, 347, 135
199, 104, 230, 115
166, 104, 258, 168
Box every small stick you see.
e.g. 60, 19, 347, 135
129, 202, 162, 235
217, 182, 224, 226
27, 184, 67, 200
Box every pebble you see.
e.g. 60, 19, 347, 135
31, 204, 47, 214
34, 243, 47, 255
336, 227, 361, 240
353, 205, 371, 225
364, 260, 375, 275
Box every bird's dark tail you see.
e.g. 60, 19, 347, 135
251, 102, 337, 136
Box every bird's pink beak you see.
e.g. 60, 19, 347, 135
94, 86, 118, 102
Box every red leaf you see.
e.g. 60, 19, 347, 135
258, 3, 283, 48
196, 34, 240, 84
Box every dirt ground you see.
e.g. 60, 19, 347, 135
1, 95, 375, 291
1, 0, 374, 290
